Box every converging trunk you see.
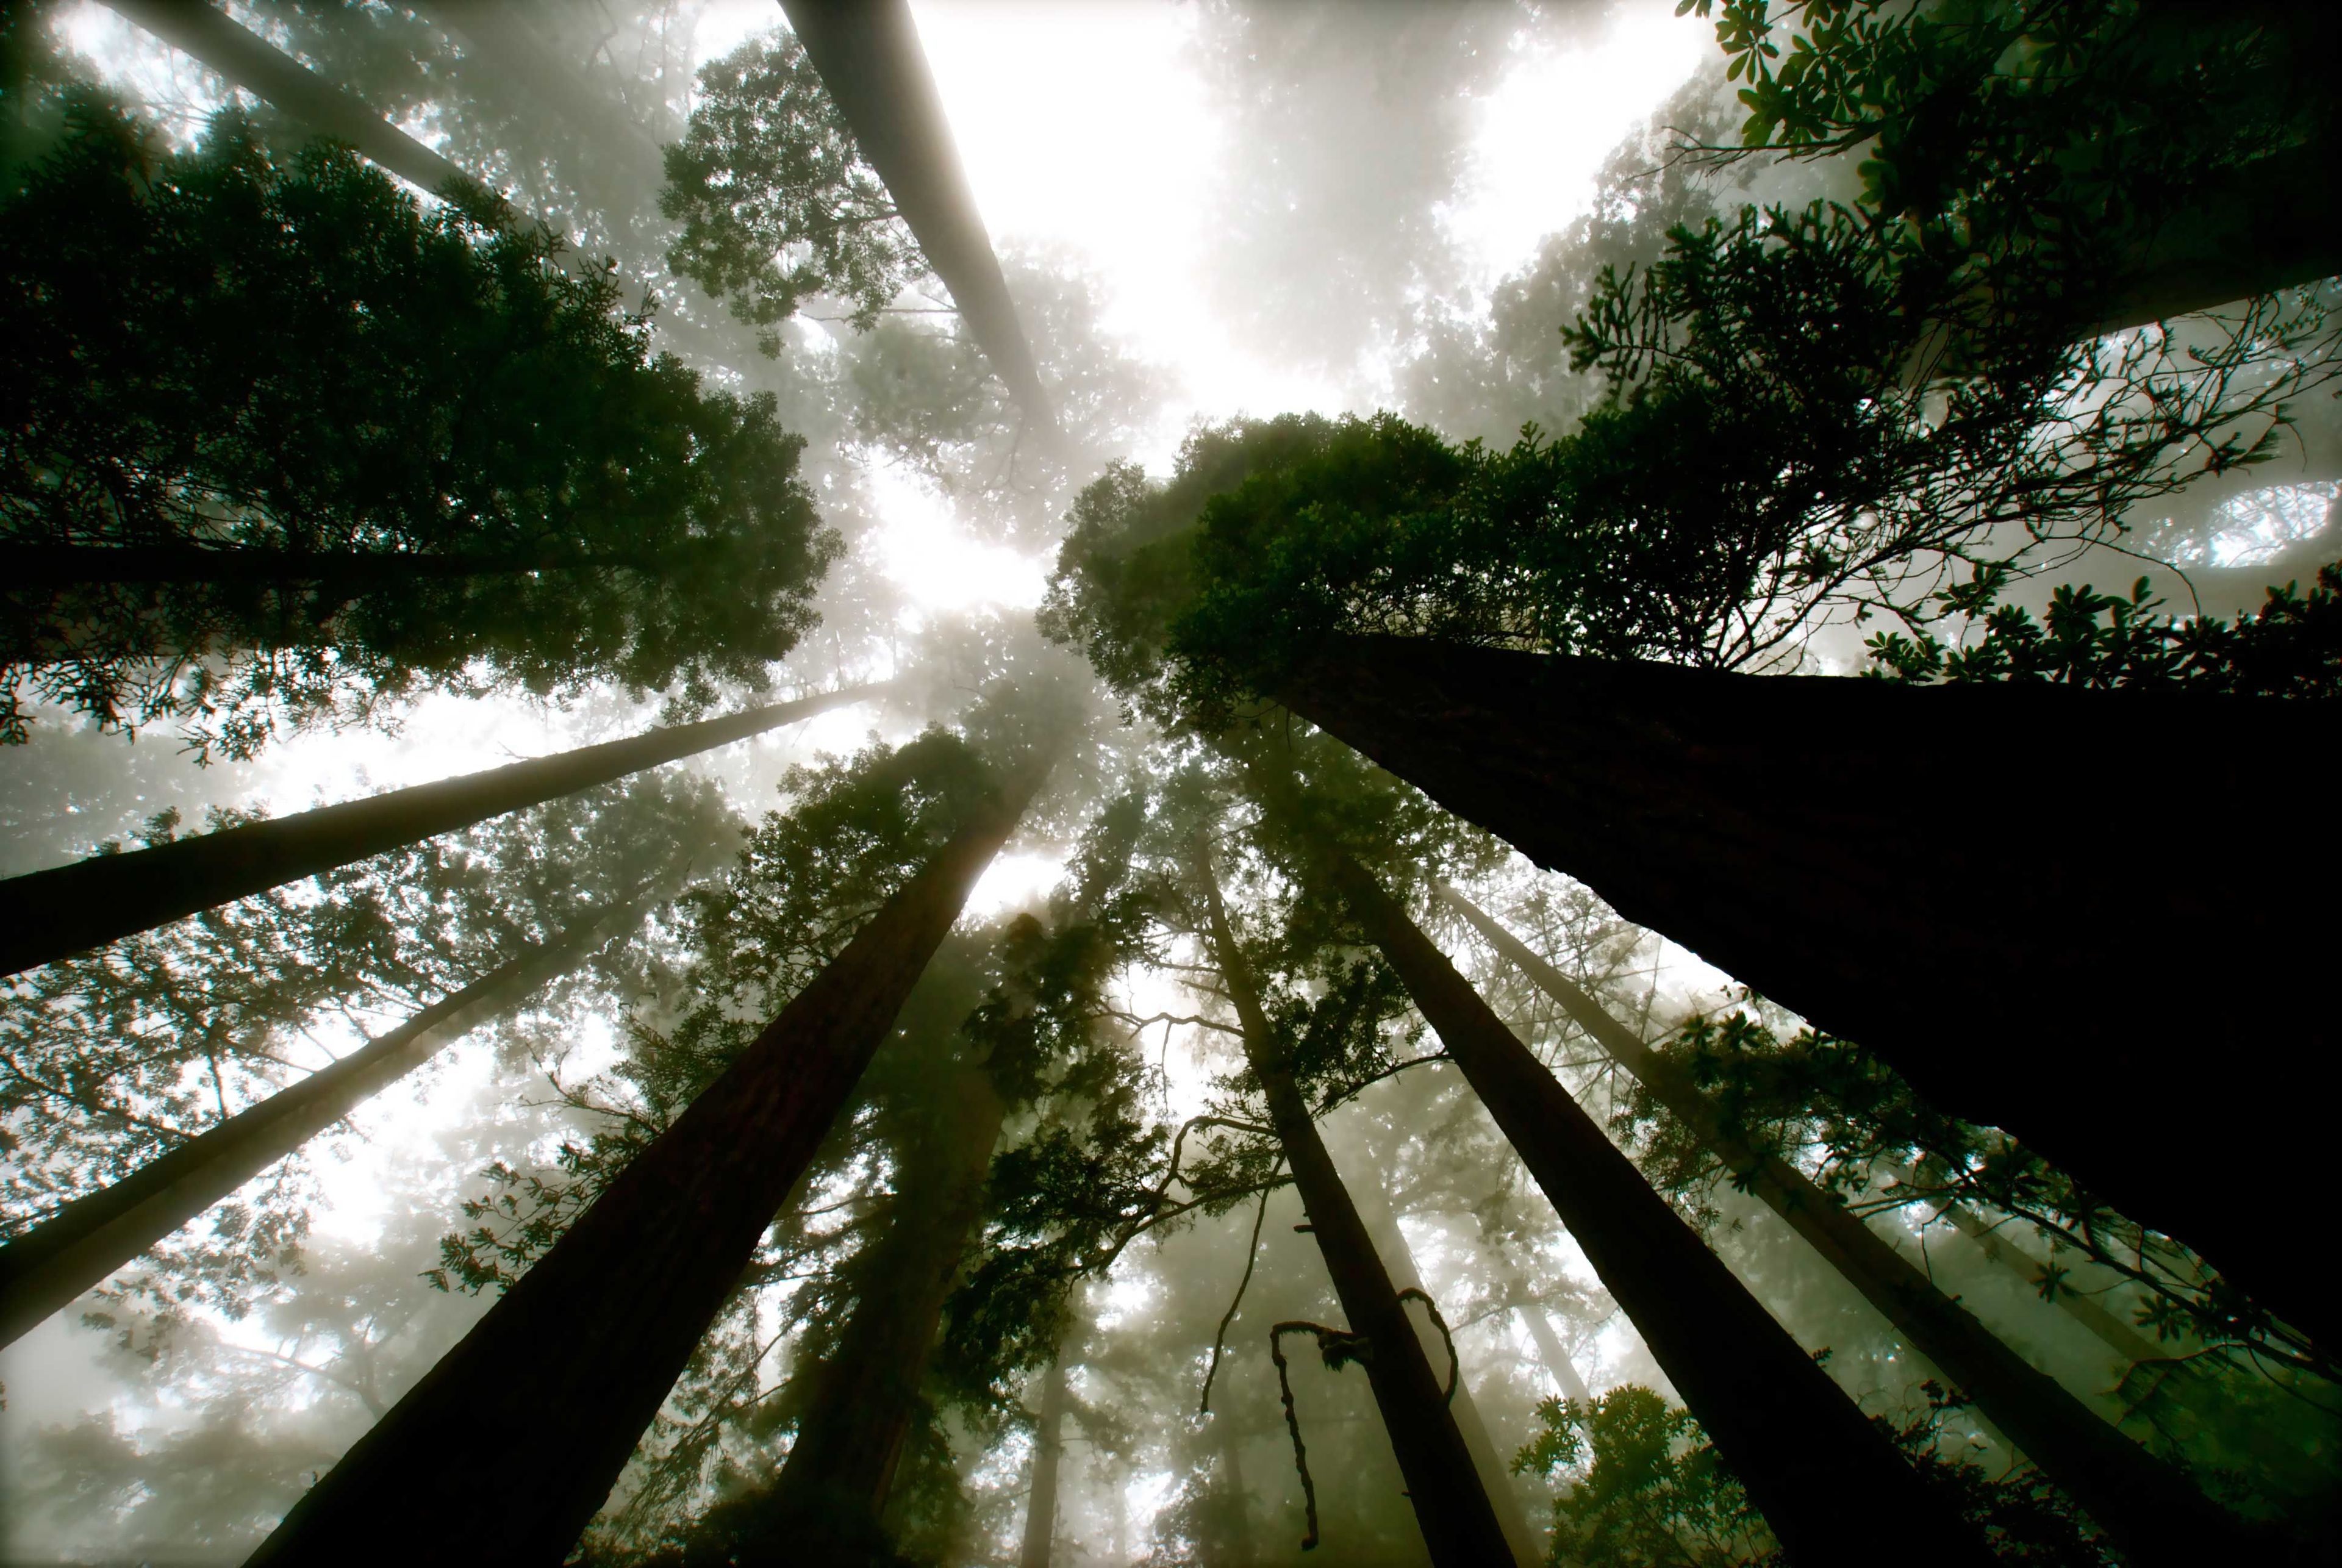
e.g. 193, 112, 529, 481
1348, 1136, 1542, 1566
754, 1057, 1007, 1548
1323, 853, 1993, 1568
1018, 1336, 1072, 1568
1439, 884, 2261, 1566
1277, 635, 2338, 1350
0, 684, 881, 977
0, 892, 653, 1348
1191, 846, 1514, 1568
242, 754, 1049, 1566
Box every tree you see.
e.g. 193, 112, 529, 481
1, 768, 733, 1339
0, 90, 839, 755
1232, 740, 1992, 1567
1434, 884, 2263, 1565
0, 682, 880, 978
244, 714, 1056, 1564
660, 24, 924, 346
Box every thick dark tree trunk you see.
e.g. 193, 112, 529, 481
777, 0, 1058, 436
0, 684, 879, 978
755, 1059, 1007, 1544
1324, 854, 1992, 1568
1017, 1341, 1070, 1568
1191, 848, 1514, 1568
1441, 884, 2260, 1566
242, 756, 1048, 1566
1275, 635, 2338, 1350
0, 893, 651, 1349
1347, 1137, 1541, 1566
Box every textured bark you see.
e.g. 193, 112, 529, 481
777, 0, 1057, 435
1192, 849, 1514, 1568
1017, 1346, 1070, 1568
0, 684, 879, 977
1328, 856, 1991, 1568
1277, 636, 2338, 1350
1348, 1147, 1542, 1566
243, 757, 1046, 1566
104, 0, 474, 195
0, 894, 650, 1349
759, 1058, 1007, 1538
1441, 884, 2258, 1566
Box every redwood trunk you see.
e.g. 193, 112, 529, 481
1276, 635, 2337, 1348
1441, 885, 2257, 1566
760, 1059, 1007, 1538
1017, 1345, 1070, 1568
242, 757, 1045, 1566
0, 894, 650, 1348
1348, 1143, 1541, 1566
1193, 851, 1513, 1568
1328, 856, 1991, 1568
0, 684, 879, 976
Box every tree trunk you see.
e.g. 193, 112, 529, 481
1515, 1298, 1593, 1405
776, 0, 1059, 438
756, 1058, 1008, 1545
242, 754, 1048, 1566
407, 3, 667, 192
1211, 1411, 1254, 1567
1191, 846, 1514, 1568
1347, 1140, 1542, 1566
0, 892, 653, 1349
1323, 854, 1992, 1568
1439, 884, 2260, 1566
1274, 635, 2338, 1350
104, 0, 474, 196
1018, 1341, 1070, 1568
0, 683, 881, 977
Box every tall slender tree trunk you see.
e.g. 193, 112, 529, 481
753, 1057, 1008, 1548
1515, 1296, 1593, 1404
1018, 1339, 1071, 1568
1347, 1135, 1542, 1566
778, 1, 1058, 438
0, 892, 654, 1349
1438, 884, 2258, 1566
242, 753, 1049, 1566
1211, 1411, 1255, 1567
1273, 634, 2338, 1350
104, 0, 474, 194
0, 684, 881, 977
1319, 853, 1992, 1568
1191, 846, 1514, 1568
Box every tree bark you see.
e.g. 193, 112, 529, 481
776, 0, 1059, 437
0, 892, 653, 1349
103, 0, 476, 196
1017, 1340, 1070, 1568
241, 753, 1048, 1566
1347, 1138, 1542, 1566
1274, 635, 2338, 1351
1440, 884, 2259, 1566
0, 683, 881, 977
1191, 846, 1515, 1568
1515, 1298, 1593, 1405
756, 1056, 1007, 1543
1324, 854, 1992, 1568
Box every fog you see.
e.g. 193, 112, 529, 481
4, 2, 2338, 1564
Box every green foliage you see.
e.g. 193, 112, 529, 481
1863, 564, 2342, 695
0, 93, 837, 756
660, 27, 923, 346
1517, 1381, 2113, 1566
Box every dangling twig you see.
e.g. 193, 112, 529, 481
1266, 1318, 1374, 1551
1200, 1167, 1281, 1414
